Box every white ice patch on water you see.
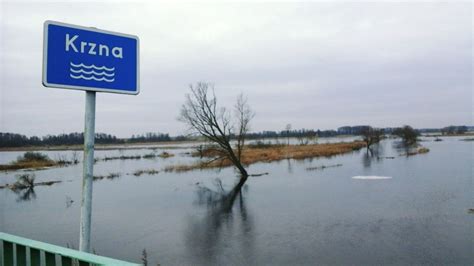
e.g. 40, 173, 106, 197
352, 175, 392, 180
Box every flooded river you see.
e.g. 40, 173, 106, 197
0, 137, 472, 265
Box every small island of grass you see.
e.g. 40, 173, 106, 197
165, 141, 366, 172
0, 152, 59, 171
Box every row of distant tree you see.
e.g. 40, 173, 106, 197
246, 125, 471, 139
0, 132, 183, 148
439, 125, 469, 135
0, 132, 124, 147
337, 125, 470, 135
0, 125, 470, 148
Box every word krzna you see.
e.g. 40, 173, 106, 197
65, 34, 123, 59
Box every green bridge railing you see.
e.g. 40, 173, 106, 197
0, 232, 140, 266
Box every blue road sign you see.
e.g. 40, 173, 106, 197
43, 21, 139, 95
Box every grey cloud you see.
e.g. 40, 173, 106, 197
0, 1, 472, 137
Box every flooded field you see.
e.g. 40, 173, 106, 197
0, 136, 472, 265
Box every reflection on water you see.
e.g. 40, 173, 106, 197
392, 140, 420, 156
185, 178, 254, 265
286, 158, 293, 174
13, 186, 36, 202
362, 143, 384, 168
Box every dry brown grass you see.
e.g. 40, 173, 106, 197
0, 161, 57, 171
164, 164, 198, 173
404, 147, 430, 156
165, 141, 366, 172
0, 152, 58, 171
241, 141, 365, 163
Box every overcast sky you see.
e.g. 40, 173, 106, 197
0, 1, 472, 137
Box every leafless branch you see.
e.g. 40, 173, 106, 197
179, 82, 254, 178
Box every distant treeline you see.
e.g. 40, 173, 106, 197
439, 125, 469, 135
337, 125, 471, 135
0, 132, 187, 148
0, 132, 122, 147
1, 125, 471, 148
246, 129, 327, 139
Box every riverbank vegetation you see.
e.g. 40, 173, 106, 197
133, 169, 160, 176
0, 150, 176, 171
402, 147, 430, 156
0, 152, 58, 171
0, 173, 61, 190
164, 141, 366, 173
96, 151, 174, 162
0, 151, 79, 171
93, 172, 121, 181
1, 124, 471, 150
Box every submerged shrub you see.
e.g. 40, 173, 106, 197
17, 152, 51, 163
158, 151, 174, 158
93, 172, 121, 181
405, 147, 430, 156
11, 173, 36, 191
0, 152, 57, 171
133, 169, 160, 176
142, 153, 157, 159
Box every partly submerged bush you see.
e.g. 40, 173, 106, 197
142, 153, 157, 159
17, 152, 52, 163
158, 151, 174, 158
405, 147, 430, 156
10, 173, 36, 191
0, 152, 56, 171
93, 172, 121, 181
133, 169, 160, 176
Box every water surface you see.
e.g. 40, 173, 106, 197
0, 137, 472, 265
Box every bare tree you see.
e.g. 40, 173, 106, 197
235, 93, 255, 161
361, 127, 383, 149
179, 82, 254, 178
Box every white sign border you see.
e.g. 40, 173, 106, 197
42, 20, 140, 95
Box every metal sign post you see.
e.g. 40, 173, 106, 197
43, 20, 139, 252
80, 91, 96, 252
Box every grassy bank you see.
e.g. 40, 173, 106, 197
402, 147, 430, 156
0, 152, 59, 171
165, 141, 366, 172
96, 151, 174, 162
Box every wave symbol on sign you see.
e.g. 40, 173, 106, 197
69, 62, 115, 82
